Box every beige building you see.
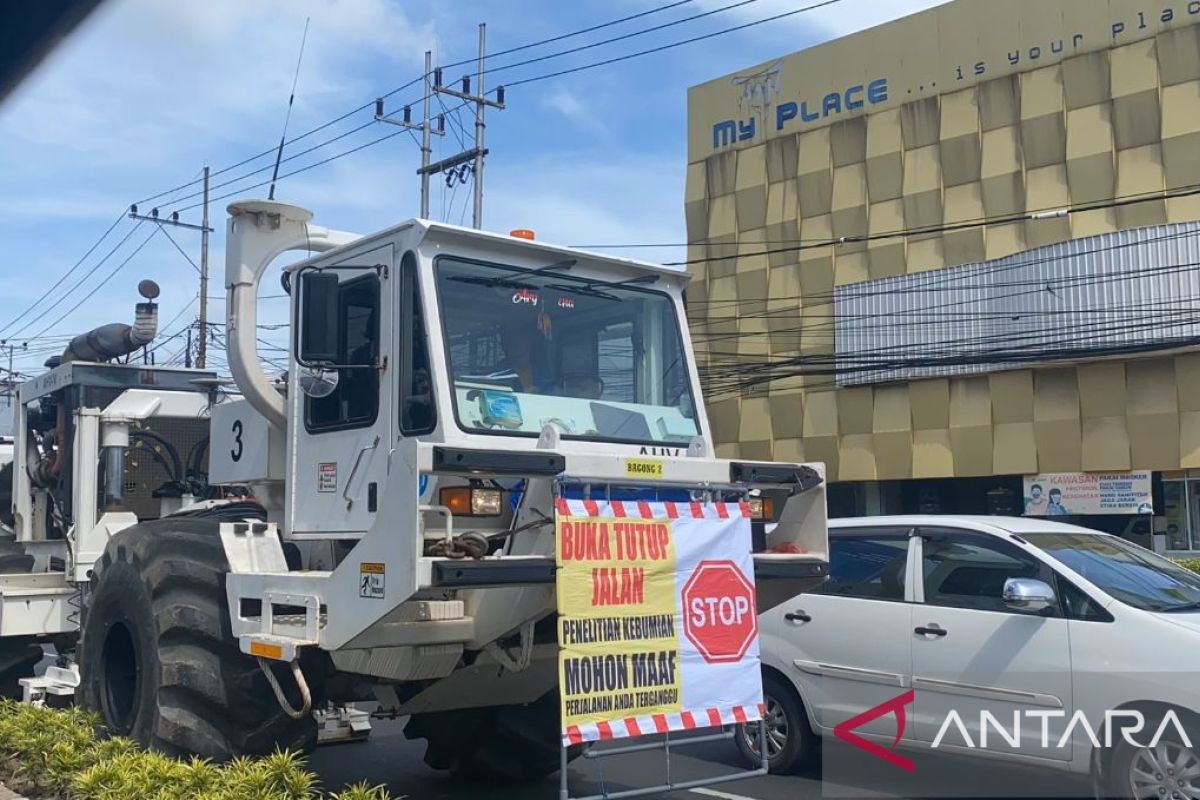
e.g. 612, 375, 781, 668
685, 0, 1200, 548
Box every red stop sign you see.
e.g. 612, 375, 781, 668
682, 560, 758, 664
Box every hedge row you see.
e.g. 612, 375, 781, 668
1175, 558, 1200, 575
0, 701, 389, 800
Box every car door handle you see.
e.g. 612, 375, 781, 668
914, 625, 947, 637
784, 610, 812, 623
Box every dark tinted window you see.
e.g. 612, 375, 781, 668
399, 252, 435, 435
305, 274, 380, 432
1024, 532, 1200, 612
920, 530, 1057, 615
817, 532, 909, 601
1055, 576, 1113, 622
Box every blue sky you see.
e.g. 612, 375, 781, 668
0, 0, 944, 378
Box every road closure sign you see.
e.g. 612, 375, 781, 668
555, 498, 764, 746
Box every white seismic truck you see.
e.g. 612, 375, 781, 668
0, 200, 829, 780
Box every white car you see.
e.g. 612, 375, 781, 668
743, 515, 1200, 799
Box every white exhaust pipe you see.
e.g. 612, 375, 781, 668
225, 200, 359, 430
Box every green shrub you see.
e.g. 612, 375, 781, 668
0, 700, 393, 800
329, 782, 391, 800
1174, 558, 1200, 575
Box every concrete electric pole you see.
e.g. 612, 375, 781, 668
375, 50, 446, 219
431, 23, 506, 230
198, 165, 209, 369
128, 166, 213, 368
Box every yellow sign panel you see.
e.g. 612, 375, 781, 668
557, 512, 680, 729
624, 458, 664, 479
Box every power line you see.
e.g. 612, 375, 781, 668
0, 210, 128, 338
151, 0, 841, 217
442, 0, 698, 70
29, 226, 161, 341
483, 0, 764, 78
505, 0, 844, 88
155, 223, 201, 274
7, 220, 148, 339
136, 0, 701, 207
688, 226, 1200, 313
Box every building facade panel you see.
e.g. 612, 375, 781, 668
688, 0, 1200, 550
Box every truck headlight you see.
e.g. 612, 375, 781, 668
440, 486, 504, 517
747, 497, 774, 521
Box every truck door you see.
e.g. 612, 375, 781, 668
289, 244, 393, 536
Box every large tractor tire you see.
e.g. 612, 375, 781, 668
405, 691, 575, 782
78, 518, 316, 759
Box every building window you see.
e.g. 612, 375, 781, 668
1163, 480, 1194, 551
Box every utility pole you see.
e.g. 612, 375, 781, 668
198, 166, 210, 369
472, 24, 487, 228
430, 24, 506, 230
375, 50, 445, 219
128, 187, 213, 367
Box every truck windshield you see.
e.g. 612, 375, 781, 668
435, 257, 699, 445
1023, 532, 1200, 612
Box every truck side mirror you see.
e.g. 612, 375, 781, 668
299, 272, 339, 364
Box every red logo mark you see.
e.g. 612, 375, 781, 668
832, 690, 915, 773
681, 560, 757, 664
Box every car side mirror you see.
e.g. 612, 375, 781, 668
299, 272, 339, 364
1002, 577, 1056, 613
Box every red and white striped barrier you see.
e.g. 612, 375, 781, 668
563, 703, 765, 746
554, 498, 750, 521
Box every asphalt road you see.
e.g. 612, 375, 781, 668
308, 718, 1091, 800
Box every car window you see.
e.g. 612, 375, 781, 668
1023, 532, 1200, 612
920, 529, 1058, 615
1054, 575, 1113, 622
817, 531, 909, 601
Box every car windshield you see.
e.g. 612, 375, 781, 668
1023, 532, 1200, 612
435, 257, 699, 445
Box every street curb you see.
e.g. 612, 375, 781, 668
0, 782, 29, 800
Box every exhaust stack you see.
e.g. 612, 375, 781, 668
61, 280, 160, 363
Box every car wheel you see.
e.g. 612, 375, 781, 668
735, 675, 816, 774
1110, 725, 1200, 800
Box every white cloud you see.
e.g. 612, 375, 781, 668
0, 0, 432, 207
541, 86, 610, 137
0, 0, 432, 373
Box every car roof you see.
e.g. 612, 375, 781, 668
827, 515, 1105, 537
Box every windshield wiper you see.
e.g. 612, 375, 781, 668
545, 274, 659, 302
1161, 601, 1200, 613
481, 259, 576, 287
576, 274, 659, 290
445, 259, 576, 290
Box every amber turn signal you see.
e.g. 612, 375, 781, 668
440, 486, 503, 517
747, 497, 774, 521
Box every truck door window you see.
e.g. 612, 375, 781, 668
399, 252, 435, 435
304, 274, 380, 433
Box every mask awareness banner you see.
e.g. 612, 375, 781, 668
555, 498, 764, 746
